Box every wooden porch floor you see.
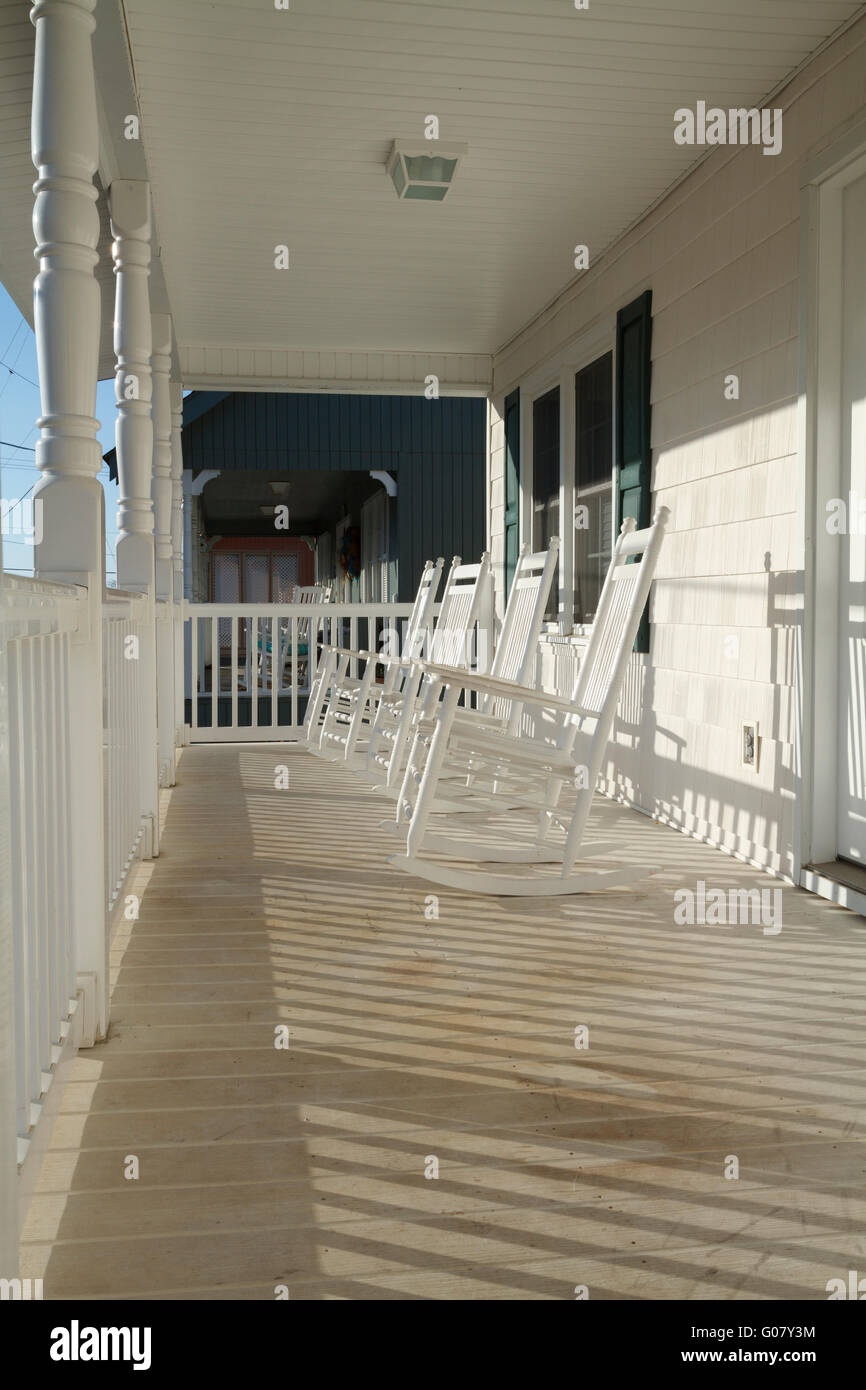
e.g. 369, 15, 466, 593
20, 745, 866, 1300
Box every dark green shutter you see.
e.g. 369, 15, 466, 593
615, 290, 653, 653
503, 388, 520, 596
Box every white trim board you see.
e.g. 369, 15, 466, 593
797, 121, 866, 883
179, 346, 492, 397
801, 867, 866, 920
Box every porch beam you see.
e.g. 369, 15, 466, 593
178, 346, 492, 397
109, 178, 160, 855
30, 0, 108, 1035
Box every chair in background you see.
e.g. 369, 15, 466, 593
304, 557, 444, 757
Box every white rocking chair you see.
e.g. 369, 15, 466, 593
244, 583, 333, 694
277, 583, 332, 693
360, 552, 494, 793
304, 557, 444, 757
387, 508, 670, 896
401, 538, 560, 814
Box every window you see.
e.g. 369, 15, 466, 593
211, 549, 300, 602
574, 353, 613, 624
503, 389, 520, 597
522, 294, 652, 638
616, 290, 653, 652
532, 386, 560, 619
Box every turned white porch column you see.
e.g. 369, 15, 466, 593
151, 315, 173, 601
170, 381, 184, 764
109, 178, 160, 856
0, 532, 18, 1276
170, 383, 184, 605
31, 0, 109, 1037
151, 315, 175, 783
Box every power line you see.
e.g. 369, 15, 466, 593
1, 482, 36, 526
0, 439, 35, 451
0, 325, 26, 402
0, 319, 24, 362
0, 359, 39, 388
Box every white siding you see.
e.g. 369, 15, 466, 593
490, 15, 866, 878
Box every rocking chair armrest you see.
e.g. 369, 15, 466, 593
418, 661, 593, 717
327, 645, 416, 668
327, 645, 376, 661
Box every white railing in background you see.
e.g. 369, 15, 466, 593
3, 576, 82, 1156
185, 602, 420, 742
102, 590, 149, 916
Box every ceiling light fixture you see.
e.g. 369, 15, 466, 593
386, 139, 468, 201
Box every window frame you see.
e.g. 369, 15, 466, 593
572, 348, 615, 631
528, 383, 562, 624
516, 318, 616, 636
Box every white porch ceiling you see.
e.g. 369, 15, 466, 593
1, 0, 864, 388
117, 0, 865, 375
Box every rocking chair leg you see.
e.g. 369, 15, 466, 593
303, 648, 336, 743
317, 654, 350, 751
343, 662, 376, 760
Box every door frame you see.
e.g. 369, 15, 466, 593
798, 116, 866, 912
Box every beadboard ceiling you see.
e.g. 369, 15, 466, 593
1, 0, 864, 384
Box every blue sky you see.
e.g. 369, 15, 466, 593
0, 283, 119, 581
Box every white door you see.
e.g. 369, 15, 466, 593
837, 170, 866, 864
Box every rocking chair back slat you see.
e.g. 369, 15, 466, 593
401, 557, 444, 667
428, 556, 488, 667
576, 567, 638, 716
483, 539, 560, 713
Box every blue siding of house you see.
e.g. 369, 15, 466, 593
181, 393, 486, 600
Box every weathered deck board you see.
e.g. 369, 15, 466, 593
20, 745, 866, 1300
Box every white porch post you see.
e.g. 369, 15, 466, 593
0, 533, 18, 1276
30, 0, 109, 1037
182, 468, 219, 736
170, 383, 185, 758
109, 179, 160, 858
151, 315, 175, 784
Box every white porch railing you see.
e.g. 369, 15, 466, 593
4, 577, 82, 1156
185, 602, 419, 741
1, 575, 165, 1168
